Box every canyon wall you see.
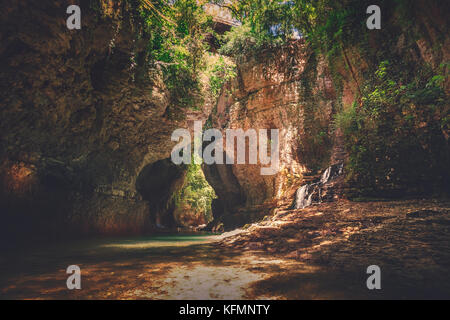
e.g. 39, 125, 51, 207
204, 41, 339, 229
331, 0, 449, 197
1, 0, 448, 239
0, 0, 191, 241
204, 0, 449, 229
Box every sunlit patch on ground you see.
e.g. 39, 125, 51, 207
0, 234, 291, 300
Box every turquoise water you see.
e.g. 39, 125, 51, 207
0, 232, 249, 299
97, 233, 220, 249
0, 233, 221, 278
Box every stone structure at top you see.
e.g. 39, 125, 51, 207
203, 1, 241, 30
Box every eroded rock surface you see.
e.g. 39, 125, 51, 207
0, 1, 190, 240
204, 41, 337, 229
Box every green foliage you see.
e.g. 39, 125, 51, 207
174, 161, 217, 225
219, 22, 260, 57
231, 0, 297, 40
218, 0, 299, 59
219, 0, 369, 60
133, 0, 214, 116
336, 61, 449, 196
300, 1, 369, 56
208, 56, 236, 98
217, 0, 449, 196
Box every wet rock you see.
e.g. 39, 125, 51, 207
294, 163, 344, 209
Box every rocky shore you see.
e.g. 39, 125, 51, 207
218, 199, 450, 298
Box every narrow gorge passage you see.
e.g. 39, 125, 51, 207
0, 0, 449, 301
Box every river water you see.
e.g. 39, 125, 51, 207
0, 234, 286, 299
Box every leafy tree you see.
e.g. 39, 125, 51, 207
133, 0, 214, 115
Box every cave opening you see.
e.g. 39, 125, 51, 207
135, 159, 186, 229
173, 162, 217, 229
135, 159, 216, 231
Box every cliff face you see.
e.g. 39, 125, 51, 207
335, 0, 449, 107
204, 0, 449, 228
204, 41, 338, 229
0, 0, 189, 240
332, 0, 449, 197
1, 1, 448, 239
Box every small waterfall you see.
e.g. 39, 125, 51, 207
294, 163, 343, 209
296, 185, 312, 209
320, 166, 331, 184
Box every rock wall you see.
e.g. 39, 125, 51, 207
204, 41, 338, 229
331, 0, 449, 197
335, 0, 449, 108
1, 0, 447, 238
204, 0, 449, 228
0, 0, 189, 241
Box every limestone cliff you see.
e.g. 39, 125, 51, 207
0, 0, 190, 240
1, 0, 448, 239
204, 41, 338, 229
204, 0, 449, 229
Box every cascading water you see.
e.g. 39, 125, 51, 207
294, 163, 343, 209
296, 185, 312, 209
320, 166, 331, 184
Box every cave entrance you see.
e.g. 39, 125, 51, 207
135, 159, 185, 229
172, 163, 216, 229
135, 159, 216, 230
